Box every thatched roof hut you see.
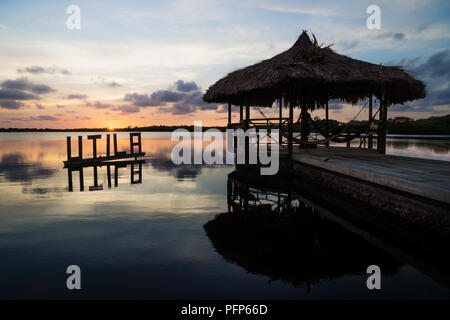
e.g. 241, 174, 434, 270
203, 31, 425, 108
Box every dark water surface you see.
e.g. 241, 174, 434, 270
0, 132, 449, 299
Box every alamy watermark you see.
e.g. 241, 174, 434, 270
66, 5, 81, 30
170, 121, 279, 175
366, 5, 381, 30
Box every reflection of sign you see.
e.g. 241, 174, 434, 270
66, 160, 144, 192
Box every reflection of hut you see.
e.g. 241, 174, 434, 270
204, 31, 425, 154
204, 202, 400, 288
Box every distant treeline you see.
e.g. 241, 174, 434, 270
1, 115, 449, 135
0, 125, 227, 132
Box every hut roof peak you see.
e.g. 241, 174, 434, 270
292, 30, 313, 48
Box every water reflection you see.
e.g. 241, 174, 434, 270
0, 153, 56, 182
65, 160, 144, 192
205, 173, 450, 290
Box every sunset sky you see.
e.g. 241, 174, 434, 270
0, 0, 449, 129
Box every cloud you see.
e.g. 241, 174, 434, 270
94, 77, 121, 87
337, 40, 358, 51
113, 105, 140, 114
74, 116, 91, 120
124, 80, 219, 114
66, 94, 87, 100
85, 101, 112, 109
0, 100, 25, 109
29, 115, 59, 121
328, 103, 344, 110
174, 80, 199, 92
57, 105, 65, 109
1, 77, 55, 94
35, 104, 45, 110
66, 110, 77, 113
375, 32, 406, 41
0, 89, 38, 100
17, 66, 70, 75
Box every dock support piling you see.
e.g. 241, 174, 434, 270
227, 103, 231, 125
279, 98, 283, 145
106, 134, 110, 157
78, 136, 83, 159
66, 137, 71, 161
88, 135, 101, 158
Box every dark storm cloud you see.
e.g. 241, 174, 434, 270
17, 66, 70, 75
396, 49, 450, 110
174, 80, 199, 92
66, 94, 87, 100
410, 49, 450, 80
1, 77, 55, 94
0, 100, 25, 109
124, 80, 219, 115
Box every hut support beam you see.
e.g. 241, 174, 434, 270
368, 96, 373, 149
240, 105, 243, 123
245, 105, 250, 164
377, 98, 387, 154
279, 98, 282, 145
300, 104, 309, 142
325, 101, 329, 147
227, 103, 231, 126
288, 102, 293, 156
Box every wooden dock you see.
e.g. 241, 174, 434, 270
290, 147, 450, 205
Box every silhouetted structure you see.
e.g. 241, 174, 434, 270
204, 31, 425, 154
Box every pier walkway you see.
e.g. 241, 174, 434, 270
291, 147, 450, 205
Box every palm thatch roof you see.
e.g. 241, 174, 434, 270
203, 31, 426, 108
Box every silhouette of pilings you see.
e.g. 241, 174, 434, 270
64, 132, 145, 167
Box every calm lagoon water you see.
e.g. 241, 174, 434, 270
0, 132, 449, 299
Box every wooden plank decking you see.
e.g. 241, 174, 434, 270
291, 147, 450, 205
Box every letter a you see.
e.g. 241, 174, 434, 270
366, 5, 381, 30
366, 265, 381, 289
66, 5, 81, 30
66, 265, 81, 290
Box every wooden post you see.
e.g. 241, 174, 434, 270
325, 101, 329, 147
114, 133, 118, 156
88, 134, 101, 158
106, 134, 110, 156
289, 102, 294, 155
279, 98, 283, 145
381, 98, 388, 154
66, 137, 71, 161
78, 136, 83, 159
245, 105, 250, 164
227, 103, 231, 125
300, 103, 308, 142
239, 105, 243, 123
114, 165, 118, 187
368, 95, 373, 149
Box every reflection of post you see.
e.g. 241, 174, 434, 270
89, 165, 103, 191
107, 165, 111, 188
68, 168, 73, 192
227, 178, 232, 213
114, 165, 118, 187
79, 167, 84, 191
131, 162, 143, 184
